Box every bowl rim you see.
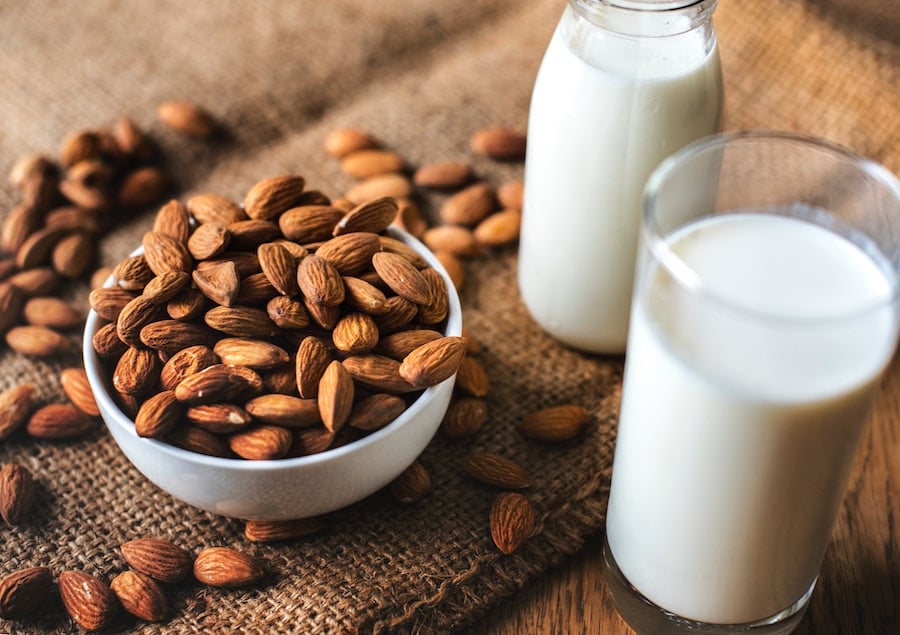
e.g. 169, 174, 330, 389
83, 225, 463, 472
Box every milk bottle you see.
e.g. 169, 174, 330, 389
518, 0, 723, 353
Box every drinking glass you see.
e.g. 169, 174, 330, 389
602, 131, 900, 634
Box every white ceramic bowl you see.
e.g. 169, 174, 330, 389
83, 228, 461, 520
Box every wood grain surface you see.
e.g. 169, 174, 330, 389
472, 354, 899, 634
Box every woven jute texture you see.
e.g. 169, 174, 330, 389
1, 1, 897, 633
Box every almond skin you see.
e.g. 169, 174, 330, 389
332, 312, 379, 355
213, 337, 290, 370
422, 225, 480, 258
0, 383, 36, 441
340, 149, 405, 179
517, 405, 590, 442
399, 336, 468, 389
324, 128, 377, 158
389, 460, 431, 504
333, 197, 397, 236
58, 570, 118, 631
243, 175, 306, 221
229, 424, 293, 460
174, 364, 264, 405
244, 394, 320, 428
257, 242, 298, 296
157, 100, 216, 138
0, 566, 54, 619
371, 251, 431, 305
315, 232, 382, 276
439, 182, 496, 227
490, 492, 536, 554
342, 354, 418, 394
454, 357, 490, 398
110, 570, 168, 622
5, 325, 71, 357
60, 367, 100, 416
413, 161, 474, 189
440, 397, 488, 440
121, 537, 193, 583
244, 517, 328, 543
187, 193, 246, 225
348, 393, 407, 431
135, 390, 182, 438
317, 360, 354, 433
0, 463, 36, 525
193, 547, 265, 588
26, 403, 94, 439
296, 336, 331, 399
470, 126, 527, 160
297, 254, 346, 306
463, 452, 531, 489
473, 209, 522, 247
345, 173, 413, 204
142, 230, 192, 275
159, 345, 220, 390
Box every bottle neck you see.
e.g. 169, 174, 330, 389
569, 0, 717, 38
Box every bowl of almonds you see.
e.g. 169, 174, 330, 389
82, 175, 464, 520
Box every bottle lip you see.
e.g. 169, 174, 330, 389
570, 0, 718, 36
602, 0, 711, 10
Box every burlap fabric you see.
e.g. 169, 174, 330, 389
0, 1, 897, 633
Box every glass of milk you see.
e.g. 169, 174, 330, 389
602, 131, 900, 634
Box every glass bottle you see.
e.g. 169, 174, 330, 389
518, 0, 723, 354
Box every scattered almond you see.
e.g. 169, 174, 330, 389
518, 405, 590, 442
0, 566, 54, 620
470, 126, 527, 160
0, 383, 36, 440
490, 492, 535, 554
157, 100, 216, 138
121, 537, 194, 583
110, 570, 168, 622
193, 547, 265, 588
0, 463, 35, 525
463, 452, 531, 489
58, 570, 118, 631
389, 460, 431, 503
60, 367, 100, 416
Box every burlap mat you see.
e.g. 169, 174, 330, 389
1, 1, 897, 633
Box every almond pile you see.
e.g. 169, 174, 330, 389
0, 118, 171, 358
324, 126, 526, 292
91, 177, 466, 459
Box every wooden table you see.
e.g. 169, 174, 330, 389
472, 354, 900, 634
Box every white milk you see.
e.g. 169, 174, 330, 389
518, 7, 723, 353
605, 212, 898, 624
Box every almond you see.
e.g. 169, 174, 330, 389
60, 367, 100, 416
0, 283, 25, 335
278, 205, 345, 243
0, 463, 35, 525
7, 267, 62, 296
229, 424, 293, 460
157, 100, 216, 138
204, 305, 279, 338
455, 357, 490, 397
135, 390, 182, 438
186, 193, 246, 225
228, 219, 282, 251
297, 254, 345, 306
142, 230, 192, 275
113, 117, 157, 161
422, 225, 480, 258
374, 329, 443, 360
0, 384, 36, 440
22, 296, 83, 329
112, 346, 160, 396
15, 226, 67, 269
373, 296, 419, 334
116, 295, 165, 347
333, 197, 398, 236
317, 360, 354, 433
142, 270, 191, 304
166, 425, 232, 458
110, 570, 168, 622
413, 161, 474, 189
434, 250, 464, 290
348, 393, 407, 432
91, 322, 128, 360
470, 126, 527, 160
139, 320, 217, 357
315, 232, 381, 276
342, 276, 388, 315
473, 209, 521, 246
244, 516, 328, 542
5, 325, 71, 357
257, 242, 298, 296
187, 403, 253, 434
89, 286, 135, 321
440, 397, 488, 440
345, 173, 412, 204
58, 570, 118, 631
332, 312, 379, 354
187, 222, 230, 260
463, 452, 531, 489
303, 297, 340, 330
118, 166, 168, 208
121, 537, 193, 583
0, 566, 54, 620
153, 199, 191, 243
399, 336, 467, 388
440, 182, 496, 227
371, 251, 431, 305
213, 337, 289, 370
167, 288, 209, 321
90, 266, 114, 290
0, 203, 42, 254
45, 206, 104, 234
113, 254, 155, 291
236, 272, 279, 306
377, 235, 429, 269
51, 231, 95, 278
59, 129, 103, 167
266, 295, 310, 329
193, 547, 265, 587
324, 128, 377, 158
296, 336, 331, 399
174, 364, 264, 405
342, 354, 417, 394
244, 394, 320, 428
518, 405, 590, 442
244, 175, 306, 221
159, 345, 220, 390
497, 180, 524, 210
340, 149, 404, 179
192, 259, 240, 307
289, 426, 336, 456
389, 460, 431, 503
262, 365, 300, 397
417, 267, 449, 325
393, 198, 428, 238
490, 492, 536, 554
